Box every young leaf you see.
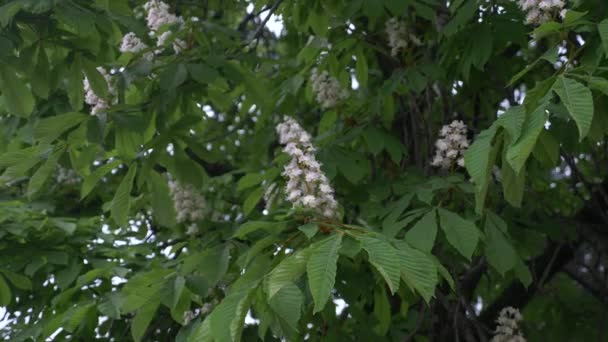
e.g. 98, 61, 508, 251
307, 233, 343, 313
438, 209, 480, 260
0, 274, 12, 306
0, 64, 35, 117
485, 213, 518, 276
269, 283, 303, 335
131, 300, 160, 342
404, 209, 437, 252
266, 248, 311, 299
395, 241, 438, 303
27, 147, 63, 198
552, 76, 594, 140
82, 60, 109, 100
110, 164, 137, 226
358, 235, 401, 294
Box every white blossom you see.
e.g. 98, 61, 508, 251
491, 307, 526, 342
517, 0, 566, 25
168, 179, 206, 223
156, 30, 187, 54
385, 18, 409, 56
119, 32, 154, 61
430, 120, 469, 170
309, 68, 348, 109
276, 117, 339, 219
144, 0, 183, 32
55, 167, 81, 186
83, 67, 115, 116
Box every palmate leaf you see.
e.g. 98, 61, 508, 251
110, 163, 137, 226
358, 234, 401, 294
438, 209, 480, 260
266, 248, 312, 299
484, 213, 518, 276
0, 63, 35, 117
552, 76, 594, 140
506, 101, 549, 174
268, 283, 304, 335
394, 241, 438, 303
464, 124, 500, 214
404, 209, 437, 252
306, 233, 343, 313
131, 299, 160, 342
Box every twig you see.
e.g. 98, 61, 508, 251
249, 0, 284, 45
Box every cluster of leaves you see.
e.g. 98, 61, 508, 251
1, 0, 608, 341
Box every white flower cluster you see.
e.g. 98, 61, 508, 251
119, 32, 154, 61
83, 67, 116, 115
431, 120, 469, 170
168, 179, 206, 223
144, 0, 186, 54
310, 68, 348, 109
276, 117, 339, 219
517, 0, 567, 25
491, 307, 526, 342
156, 30, 187, 54
385, 18, 409, 56
55, 167, 81, 186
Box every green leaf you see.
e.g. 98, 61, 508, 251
0, 2, 22, 27
27, 147, 63, 198
233, 221, 286, 239
266, 248, 311, 299
404, 209, 437, 252
442, 0, 477, 36
171, 276, 186, 309
364, 126, 385, 155
67, 55, 84, 110
307, 233, 343, 313
209, 287, 255, 342
243, 187, 264, 216
237, 173, 265, 191
82, 60, 109, 100
484, 213, 517, 276
188, 318, 212, 342
0, 64, 35, 117
0, 269, 32, 290
532, 21, 561, 39
502, 146, 526, 207
34, 112, 88, 144
298, 223, 319, 239
552, 76, 594, 140
147, 172, 176, 227
160, 63, 188, 90
358, 235, 401, 294
372, 285, 391, 336
269, 283, 303, 335
121, 269, 172, 313
395, 241, 438, 303
187, 63, 219, 84
355, 49, 368, 87
111, 164, 137, 226
81, 160, 121, 199
514, 258, 532, 287
131, 299, 160, 342
599, 20, 608, 57
0, 274, 12, 306
31, 46, 50, 98
464, 124, 500, 214
383, 209, 426, 239
438, 209, 480, 260
506, 103, 548, 174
